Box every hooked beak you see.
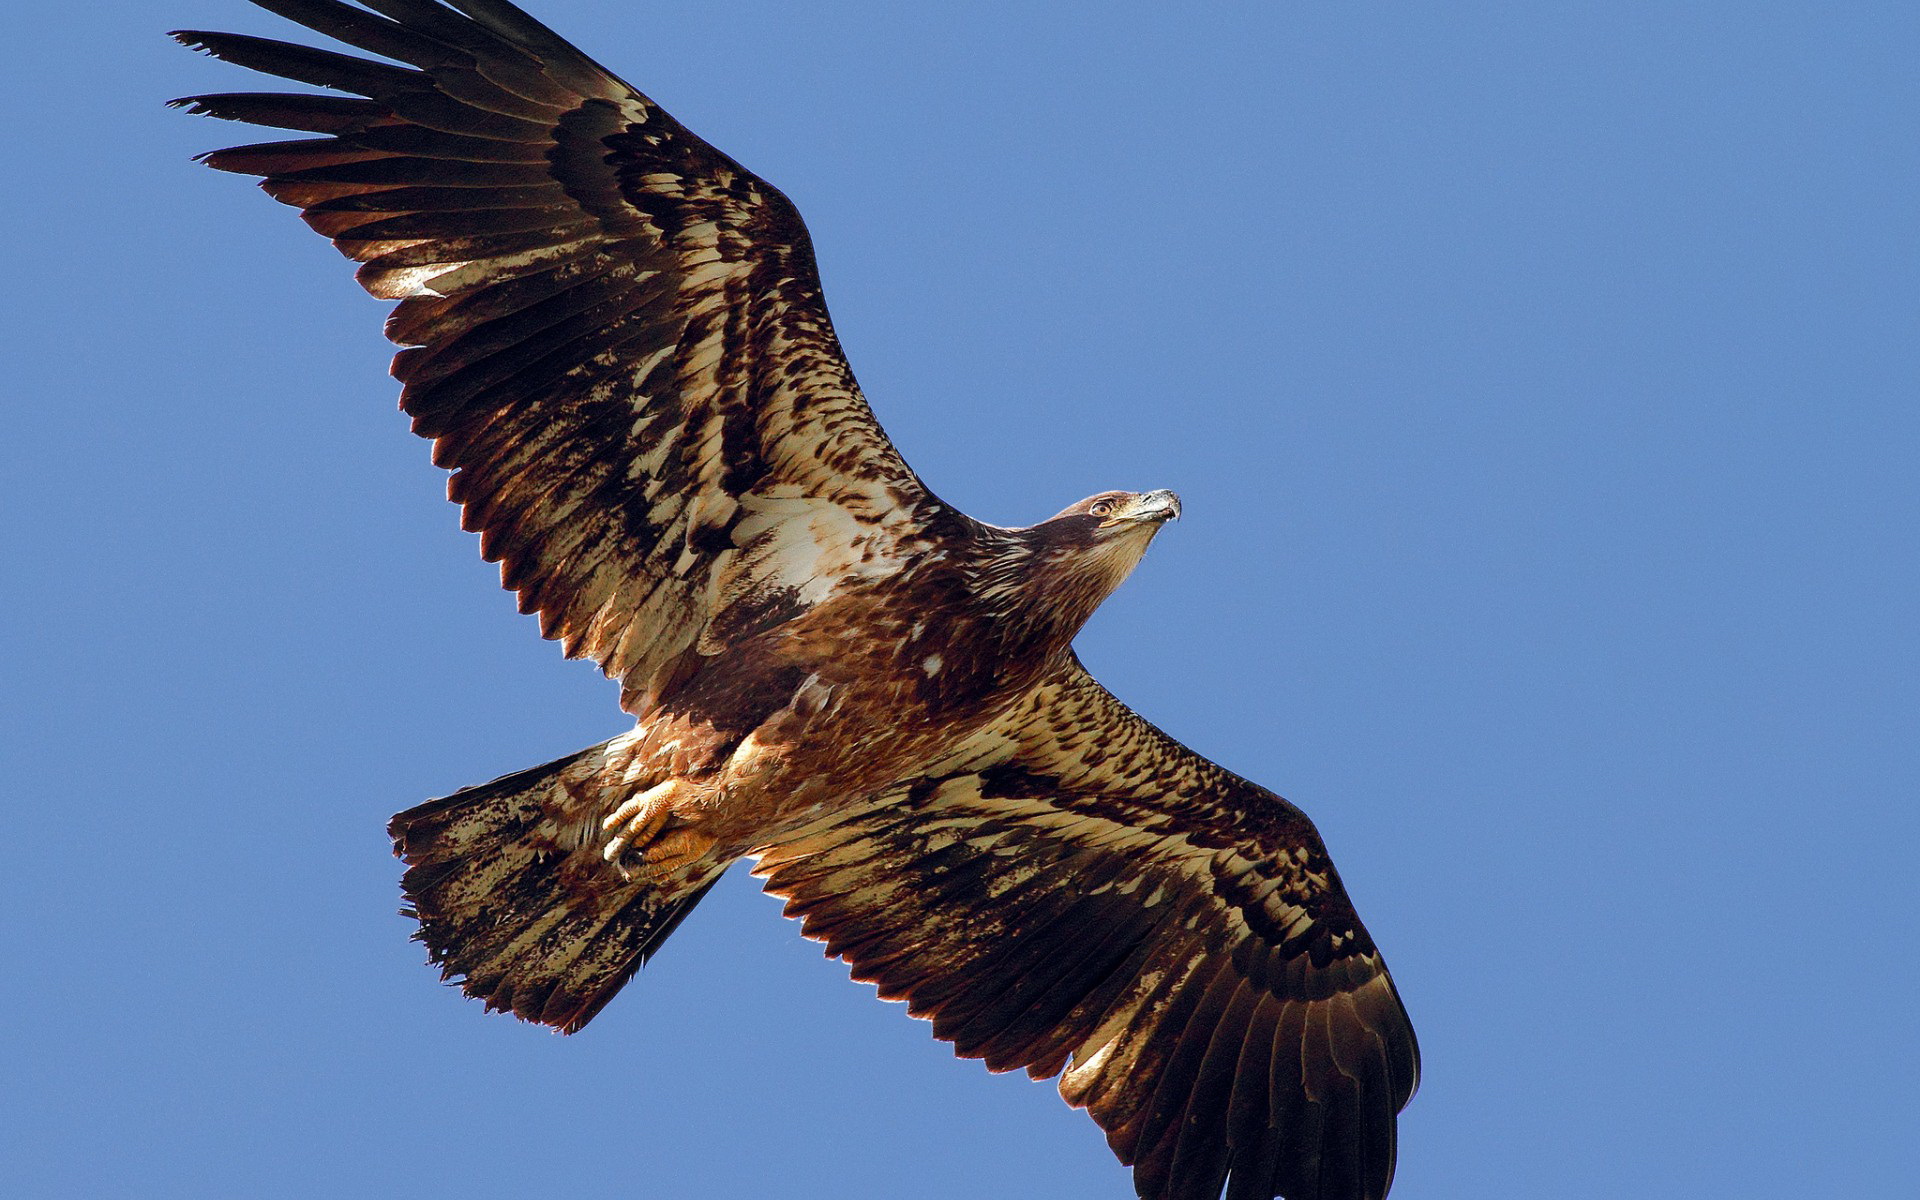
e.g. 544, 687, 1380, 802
1100, 489, 1183, 528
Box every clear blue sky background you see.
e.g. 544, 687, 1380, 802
5, 2, 1915, 1197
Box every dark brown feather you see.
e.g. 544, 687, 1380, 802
169, 91, 390, 133
247, 0, 455, 69
176, 30, 424, 94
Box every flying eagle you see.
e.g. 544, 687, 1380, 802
172, 3, 1419, 1198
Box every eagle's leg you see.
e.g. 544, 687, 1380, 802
601, 779, 717, 880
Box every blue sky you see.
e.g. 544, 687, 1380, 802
5, 2, 1916, 1197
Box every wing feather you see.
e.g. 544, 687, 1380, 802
175, 0, 940, 712
754, 659, 1418, 1200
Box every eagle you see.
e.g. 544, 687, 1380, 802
172, 3, 1419, 1198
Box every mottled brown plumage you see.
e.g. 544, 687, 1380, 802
174, 4, 1418, 1198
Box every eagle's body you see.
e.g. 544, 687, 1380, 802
174, 4, 1419, 1199
544, 493, 1168, 860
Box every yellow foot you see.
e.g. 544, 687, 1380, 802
645, 828, 717, 875
599, 780, 716, 880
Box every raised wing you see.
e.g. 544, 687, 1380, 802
173, 0, 940, 711
755, 658, 1419, 1200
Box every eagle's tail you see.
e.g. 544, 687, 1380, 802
388, 743, 728, 1034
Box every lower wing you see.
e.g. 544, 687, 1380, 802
754, 656, 1419, 1200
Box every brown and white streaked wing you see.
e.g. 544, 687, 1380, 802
754, 658, 1419, 1200
173, 0, 941, 711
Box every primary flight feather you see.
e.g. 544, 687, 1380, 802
172, 3, 1419, 1198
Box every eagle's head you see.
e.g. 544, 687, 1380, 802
965, 490, 1183, 648
1011, 488, 1182, 630
1048, 488, 1184, 532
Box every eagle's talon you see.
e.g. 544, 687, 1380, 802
600, 780, 704, 872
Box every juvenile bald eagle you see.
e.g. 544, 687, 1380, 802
173, 3, 1419, 1198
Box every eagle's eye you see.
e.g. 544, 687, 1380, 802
1089, 499, 1116, 518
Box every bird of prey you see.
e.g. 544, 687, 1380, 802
172, 3, 1419, 1198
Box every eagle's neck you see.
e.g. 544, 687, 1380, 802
960, 521, 1153, 664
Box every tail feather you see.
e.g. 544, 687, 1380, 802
389, 743, 726, 1033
